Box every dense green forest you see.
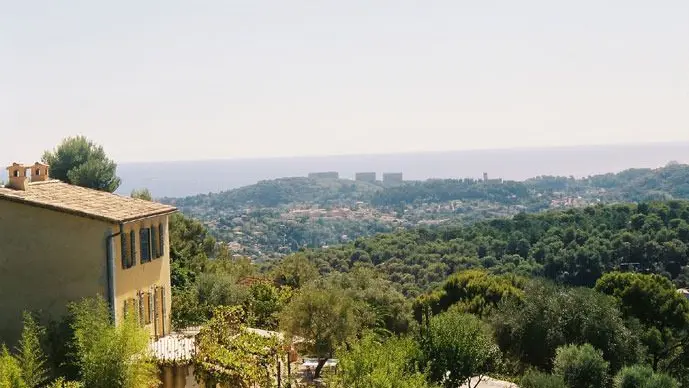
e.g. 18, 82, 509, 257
280, 200, 689, 296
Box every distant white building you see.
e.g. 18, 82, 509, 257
383, 172, 403, 186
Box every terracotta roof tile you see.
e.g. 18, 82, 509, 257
0, 180, 177, 222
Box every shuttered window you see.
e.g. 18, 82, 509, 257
140, 228, 151, 263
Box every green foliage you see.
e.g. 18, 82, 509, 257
244, 282, 290, 331
42, 136, 121, 192
414, 269, 525, 321
595, 272, 689, 371
175, 177, 382, 210
276, 201, 689, 295
595, 273, 689, 333
333, 334, 430, 388
169, 212, 215, 286
372, 179, 529, 207
492, 281, 639, 372
130, 189, 152, 201
271, 254, 319, 289
613, 365, 677, 388
326, 266, 413, 335
280, 281, 364, 377
520, 371, 566, 388
421, 310, 500, 388
14, 313, 48, 388
553, 344, 609, 388
45, 378, 84, 388
193, 306, 279, 388
69, 297, 156, 388
0, 345, 26, 388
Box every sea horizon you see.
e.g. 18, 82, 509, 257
112, 142, 689, 198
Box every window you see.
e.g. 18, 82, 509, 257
147, 291, 153, 325
140, 228, 151, 263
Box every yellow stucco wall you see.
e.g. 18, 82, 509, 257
0, 200, 110, 344
113, 215, 172, 337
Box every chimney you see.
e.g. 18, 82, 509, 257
6, 163, 28, 190
31, 162, 50, 182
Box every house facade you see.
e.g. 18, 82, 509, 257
0, 162, 176, 344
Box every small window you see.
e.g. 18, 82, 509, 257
13, 170, 18, 177
140, 228, 151, 263
35, 169, 40, 175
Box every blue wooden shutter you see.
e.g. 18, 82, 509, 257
120, 233, 127, 269
140, 228, 151, 263
159, 224, 164, 257
130, 230, 136, 266
151, 226, 158, 259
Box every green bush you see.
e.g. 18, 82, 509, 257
0, 345, 26, 388
614, 365, 677, 388
520, 371, 566, 388
553, 344, 609, 388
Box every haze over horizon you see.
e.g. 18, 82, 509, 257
3, 1, 688, 163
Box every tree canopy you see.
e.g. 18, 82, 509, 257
42, 136, 121, 192
420, 310, 500, 388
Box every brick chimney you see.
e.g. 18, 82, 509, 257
31, 162, 50, 182
6, 163, 28, 190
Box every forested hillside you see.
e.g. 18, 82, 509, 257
280, 200, 689, 296
164, 163, 689, 261
170, 200, 689, 386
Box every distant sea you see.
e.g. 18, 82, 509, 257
110, 142, 689, 198
3, 143, 686, 198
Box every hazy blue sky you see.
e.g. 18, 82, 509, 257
3, 1, 688, 163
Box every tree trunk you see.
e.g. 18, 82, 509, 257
314, 358, 327, 379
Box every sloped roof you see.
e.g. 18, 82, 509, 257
0, 180, 176, 223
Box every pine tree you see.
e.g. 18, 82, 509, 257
14, 313, 48, 388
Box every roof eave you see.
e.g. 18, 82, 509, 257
119, 208, 178, 224
0, 195, 178, 224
